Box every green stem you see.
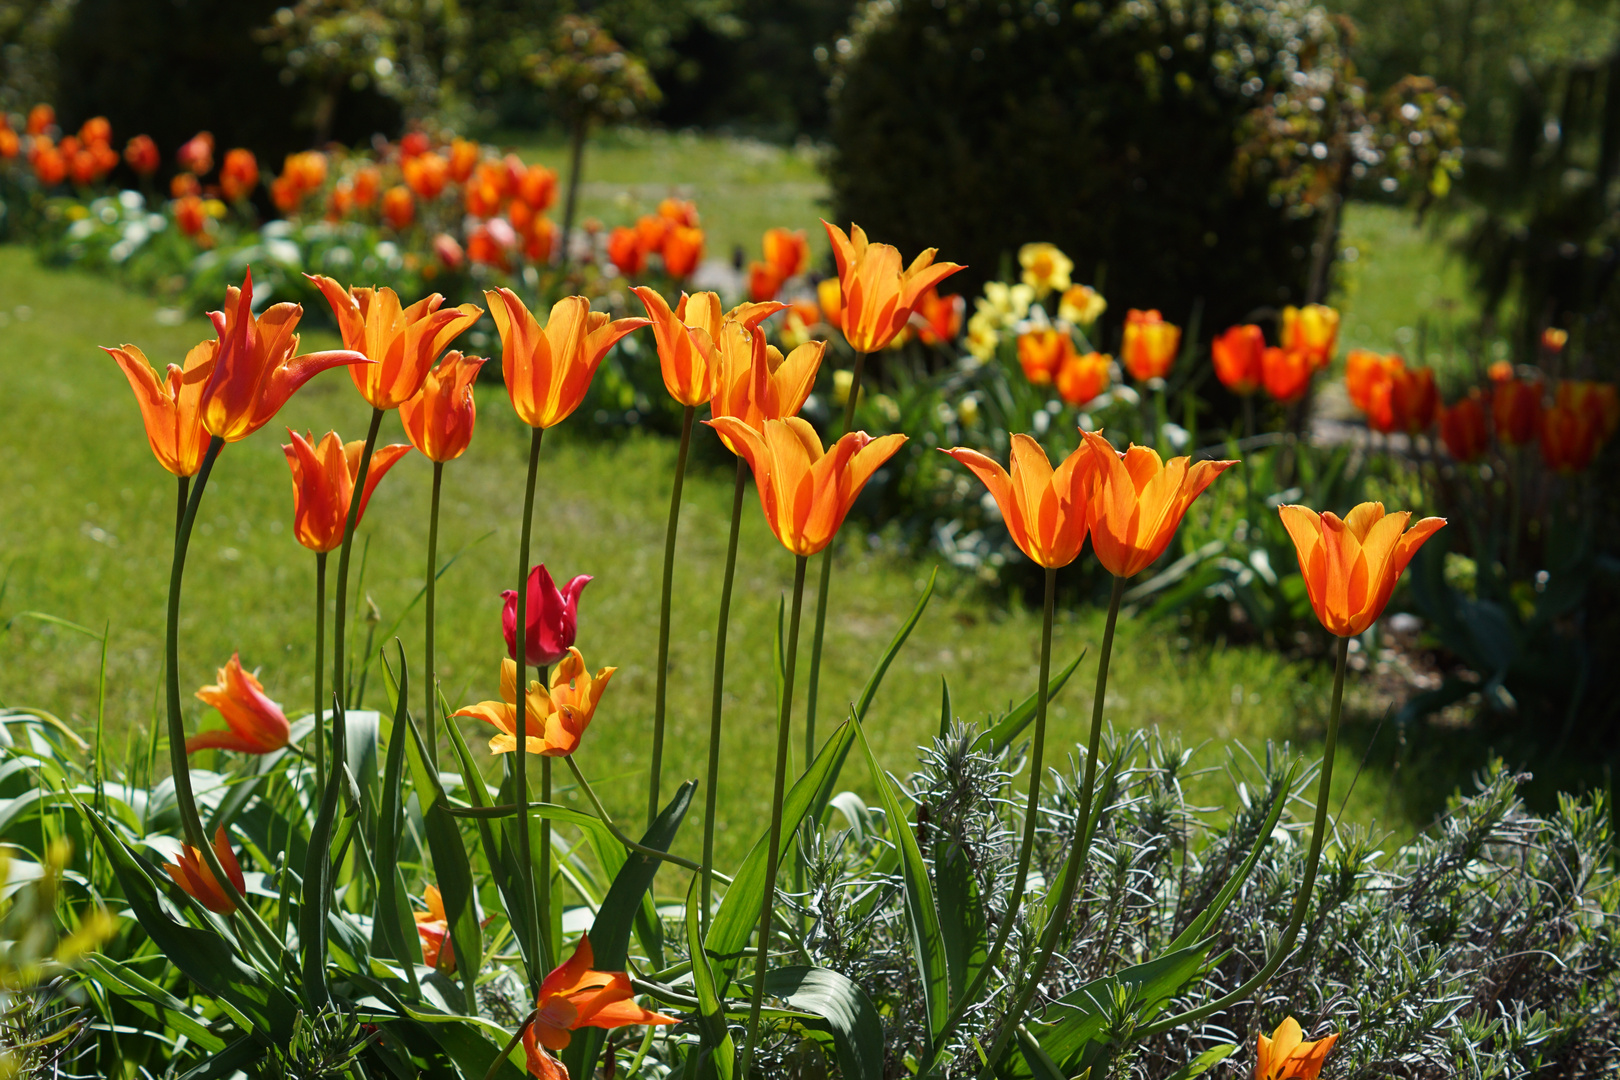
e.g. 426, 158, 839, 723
803, 350, 865, 762
701, 457, 748, 935
313, 552, 327, 804
921, 565, 1057, 1073
1136, 634, 1349, 1040
541, 749, 553, 963
650, 404, 696, 827
425, 461, 443, 769
739, 554, 809, 1076
514, 425, 546, 987
332, 407, 383, 711
981, 575, 1124, 1075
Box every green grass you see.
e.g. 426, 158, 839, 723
499, 128, 831, 266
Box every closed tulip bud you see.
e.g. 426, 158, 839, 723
170, 171, 200, 199
219, 148, 259, 201
399, 131, 430, 158
1345, 348, 1393, 411
0, 126, 18, 160
78, 116, 111, 147
177, 131, 214, 176
30, 142, 65, 186
1555, 379, 1619, 444
189, 653, 291, 754
525, 216, 557, 263
282, 429, 412, 552
1056, 350, 1112, 406
1122, 309, 1181, 381
636, 212, 670, 255
1262, 347, 1313, 404
502, 563, 591, 668
382, 185, 415, 230
1211, 324, 1265, 395
662, 225, 705, 279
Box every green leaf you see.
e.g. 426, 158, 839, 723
934, 838, 987, 1007
760, 966, 885, 1080
1024, 943, 1213, 1070
973, 650, 1086, 756
1014, 1024, 1068, 1080
706, 721, 856, 962
301, 695, 347, 1007
1164, 1044, 1238, 1079
686, 880, 735, 1080
854, 718, 949, 1042
372, 647, 422, 995
174, 1035, 264, 1079
80, 954, 226, 1052
938, 676, 953, 741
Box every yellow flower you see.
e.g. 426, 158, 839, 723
1058, 284, 1107, 327
977, 281, 1035, 327
965, 312, 1000, 360
1018, 242, 1073, 297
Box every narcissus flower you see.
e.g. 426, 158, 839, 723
631, 286, 725, 406
400, 352, 487, 463
1081, 431, 1236, 578
710, 320, 824, 451
163, 827, 245, 915
1262, 347, 1313, 404
502, 564, 591, 669
522, 936, 677, 1074
188, 653, 291, 754
662, 225, 705, 278
1439, 392, 1488, 462
1278, 501, 1445, 637
1255, 1016, 1338, 1080
823, 220, 964, 353
453, 648, 615, 757
1280, 304, 1339, 369
1058, 283, 1106, 327
707, 417, 906, 556
308, 276, 482, 411
1056, 350, 1112, 406
763, 227, 809, 279
106, 340, 214, 476
1492, 377, 1542, 446
1540, 404, 1598, 472
198, 270, 368, 443
944, 436, 1098, 568
1121, 309, 1181, 381
414, 884, 454, 971
282, 429, 412, 553
1212, 324, 1265, 395
1018, 242, 1072, 297
485, 290, 649, 429
1017, 327, 1073, 385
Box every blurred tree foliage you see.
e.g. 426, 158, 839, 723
0, 0, 74, 116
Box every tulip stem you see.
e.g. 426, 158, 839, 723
979, 573, 1123, 1076
332, 407, 383, 713
739, 553, 809, 1077
701, 457, 748, 935
803, 350, 866, 766
425, 460, 443, 769
649, 403, 696, 828
541, 740, 553, 963
919, 565, 1057, 1074
1135, 633, 1349, 1041
313, 551, 327, 803
514, 424, 546, 987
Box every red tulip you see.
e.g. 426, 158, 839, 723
502, 564, 591, 668
125, 134, 160, 175
177, 131, 214, 176
1439, 392, 1488, 462
1211, 324, 1264, 395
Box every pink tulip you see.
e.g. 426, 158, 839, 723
502, 564, 591, 668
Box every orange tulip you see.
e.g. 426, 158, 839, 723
189, 652, 291, 754
1056, 350, 1111, 406
1540, 326, 1569, 354
914, 288, 964, 345
1121, 309, 1181, 381
1017, 327, 1073, 385
522, 935, 677, 1075
662, 225, 705, 278
631, 286, 725, 406
1492, 377, 1542, 447
1280, 304, 1339, 369
1080, 430, 1236, 578
198, 270, 368, 443
1556, 379, 1619, 444
448, 137, 479, 183
352, 165, 381, 208
465, 159, 507, 218
1487, 360, 1514, 383
1392, 365, 1438, 434
1345, 349, 1391, 412
484, 290, 649, 429
1255, 1016, 1338, 1080
608, 226, 646, 275
170, 172, 200, 199
822, 221, 964, 353
1261, 347, 1312, 404
163, 827, 246, 915
282, 429, 412, 553
403, 151, 448, 200
706, 417, 906, 556
518, 164, 557, 211
124, 133, 158, 174
1212, 324, 1264, 395
524, 216, 557, 263
400, 352, 487, 463
1439, 392, 1489, 462
1540, 404, 1598, 473
748, 261, 784, 302
710, 320, 824, 452
26, 104, 53, 136
453, 647, 615, 757
763, 226, 809, 279
308, 276, 482, 411
658, 197, 699, 227
177, 131, 214, 175
1278, 501, 1445, 637
174, 194, 207, 237
382, 185, 415, 230
944, 436, 1098, 568
414, 884, 455, 971
219, 148, 259, 201
636, 212, 670, 255
29, 141, 64, 185
106, 340, 215, 476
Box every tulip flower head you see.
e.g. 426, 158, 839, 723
663, 225, 705, 278
485, 289, 650, 429
1556, 379, 1619, 444
124, 134, 159, 176
282, 430, 412, 553
177, 131, 214, 176
106, 340, 215, 477
631, 286, 725, 407
414, 884, 454, 971
707, 417, 906, 556
163, 827, 245, 915
763, 226, 810, 279
1255, 1017, 1338, 1080
608, 226, 646, 275
1262, 347, 1313, 405
1280, 304, 1340, 369
748, 260, 785, 302
944, 436, 1098, 568
219, 148, 259, 201
400, 352, 487, 462
1212, 324, 1265, 395
1080, 431, 1237, 578
1392, 365, 1438, 434
1439, 392, 1489, 463
454, 647, 615, 757
522, 935, 677, 1075
1056, 350, 1112, 406
1345, 349, 1395, 412
710, 320, 825, 451
1122, 309, 1181, 382
1492, 376, 1542, 447
1018, 242, 1073, 297
822, 221, 964, 353
309, 276, 483, 411
502, 563, 591, 668
1278, 501, 1445, 637
188, 653, 291, 755
1541, 326, 1569, 354
914, 288, 965, 345
198, 270, 369, 443
382, 185, 415, 230
1017, 327, 1074, 386
1540, 403, 1599, 473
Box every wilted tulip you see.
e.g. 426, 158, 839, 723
502, 564, 591, 668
